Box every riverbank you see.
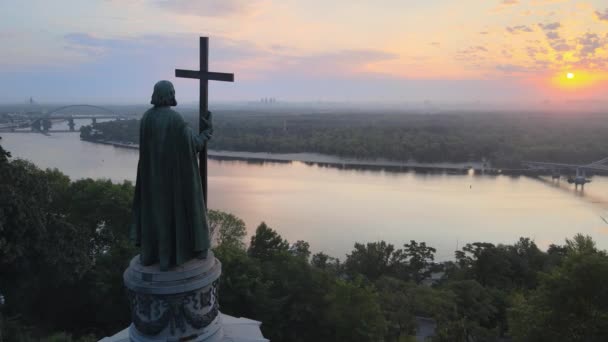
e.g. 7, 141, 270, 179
80, 137, 490, 172
4, 131, 608, 261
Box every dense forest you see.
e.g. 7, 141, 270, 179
2, 137, 608, 341
80, 110, 608, 167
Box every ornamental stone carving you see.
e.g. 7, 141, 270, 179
123, 252, 223, 342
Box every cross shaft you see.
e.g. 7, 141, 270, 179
175, 37, 235, 206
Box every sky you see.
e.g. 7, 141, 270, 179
0, 0, 607, 104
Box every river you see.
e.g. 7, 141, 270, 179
2, 123, 608, 260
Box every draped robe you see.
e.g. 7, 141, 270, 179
131, 106, 210, 271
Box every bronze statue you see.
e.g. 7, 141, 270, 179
131, 80, 213, 271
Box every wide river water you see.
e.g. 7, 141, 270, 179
3, 123, 608, 260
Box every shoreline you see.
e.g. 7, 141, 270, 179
79, 137, 492, 172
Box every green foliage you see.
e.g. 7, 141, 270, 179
82, 111, 608, 167
374, 277, 418, 340
311, 251, 342, 275
565, 233, 599, 255
289, 240, 311, 260
403, 240, 437, 284
508, 249, 608, 341
248, 222, 289, 260
220, 234, 387, 341
0, 146, 135, 338
80, 119, 139, 144
433, 280, 500, 342
208, 209, 247, 250
324, 279, 387, 341
344, 240, 440, 284
213, 244, 273, 321
455, 238, 550, 290
0, 136, 9, 163
0, 320, 96, 342
0, 161, 94, 334
344, 241, 405, 281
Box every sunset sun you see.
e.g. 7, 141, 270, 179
567, 72, 575, 79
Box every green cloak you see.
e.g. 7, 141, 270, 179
131, 105, 210, 271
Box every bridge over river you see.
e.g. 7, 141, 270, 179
0, 104, 128, 133
523, 157, 608, 188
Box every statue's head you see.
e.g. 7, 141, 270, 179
151, 80, 177, 107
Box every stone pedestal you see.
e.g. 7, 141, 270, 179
101, 252, 266, 342
123, 253, 222, 342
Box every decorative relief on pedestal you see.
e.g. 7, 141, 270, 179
123, 254, 223, 341
127, 281, 220, 336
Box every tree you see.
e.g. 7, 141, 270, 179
0, 159, 102, 335
508, 240, 608, 341
0, 137, 10, 164
546, 243, 568, 269
403, 240, 436, 284
506, 237, 547, 289
213, 243, 273, 322
344, 241, 405, 281
434, 280, 499, 342
565, 233, 598, 255
311, 252, 341, 274
323, 279, 387, 341
207, 210, 247, 250
374, 277, 418, 340
290, 240, 311, 260
248, 222, 289, 260
455, 242, 514, 288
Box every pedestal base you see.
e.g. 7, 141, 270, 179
99, 313, 268, 342
127, 315, 222, 342
123, 253, 222, 341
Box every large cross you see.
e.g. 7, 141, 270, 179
176, 37, 234, 206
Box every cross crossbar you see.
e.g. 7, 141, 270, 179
175, 69, 235, 82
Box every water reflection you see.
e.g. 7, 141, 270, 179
2, 131, 608, 260
210, 155, 292, 166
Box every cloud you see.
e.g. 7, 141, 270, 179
506, 25, 533, 34
455, 46, 489, 66
153, 0, 263, 17
596, 9, 608, 21
545, 31, 559, 40
48, 31, 410, 101
525, 45, 548, 59
550, 41, 573, 52
63, 32, 262, 62
496, 64, 529, 73
270, 49, 400, 77
538, 22, 573, 52
577, 33, 606, 57
539, 22, 561, 31
61, 32, 401, 82
502, 0, 519, 5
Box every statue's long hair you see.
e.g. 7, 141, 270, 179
151, 80, 178, 107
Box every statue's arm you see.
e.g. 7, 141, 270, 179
189, 111, 213, 152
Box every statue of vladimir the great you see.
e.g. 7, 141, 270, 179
131, 80, 213, 271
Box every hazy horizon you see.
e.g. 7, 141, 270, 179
2, 98, 608, 114
1, 0, 607, 104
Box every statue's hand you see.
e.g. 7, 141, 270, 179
201, 129, 213, 141
200, 110, 213, 130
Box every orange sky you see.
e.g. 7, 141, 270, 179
0, 0, 607, 103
